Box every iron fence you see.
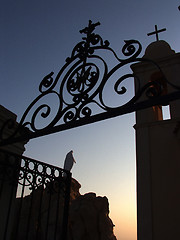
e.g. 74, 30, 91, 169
0, 149, 71, 240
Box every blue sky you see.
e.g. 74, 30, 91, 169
1, 1, 180, 239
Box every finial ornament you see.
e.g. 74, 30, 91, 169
147, 25, 166, 41
79, 20, 100, 35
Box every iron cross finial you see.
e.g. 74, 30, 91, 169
79, 20, 100, 35
147, 25, 166, 41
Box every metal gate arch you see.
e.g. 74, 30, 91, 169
0, 20, 180, 146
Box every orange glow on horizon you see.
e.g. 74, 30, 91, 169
109, 190, 137, 240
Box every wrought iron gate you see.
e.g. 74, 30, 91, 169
0, 20, 180, 240
0, 149, 71, 240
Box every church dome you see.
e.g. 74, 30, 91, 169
143, 40, 175, 60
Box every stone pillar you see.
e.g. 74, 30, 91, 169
0, 105, 27, 240
131, 41, 180, 240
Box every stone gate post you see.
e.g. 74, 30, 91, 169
0, 105, 28, 240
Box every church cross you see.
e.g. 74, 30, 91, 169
147, 25, 166, 41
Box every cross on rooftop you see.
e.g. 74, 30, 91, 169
147, 25, 166, 41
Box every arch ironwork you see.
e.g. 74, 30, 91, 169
0, 20, 180, 146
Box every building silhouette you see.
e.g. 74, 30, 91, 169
132, 39, 180, 240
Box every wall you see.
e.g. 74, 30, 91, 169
0, 105, 27, 240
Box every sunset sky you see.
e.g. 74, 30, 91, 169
1, 1, 180, 239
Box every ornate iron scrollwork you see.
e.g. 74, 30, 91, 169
0, 149, 70, 191
0, 20, 180, 145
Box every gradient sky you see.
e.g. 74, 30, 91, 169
1, 1, 180, 239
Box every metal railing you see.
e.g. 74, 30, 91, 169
0, 149, 71, 240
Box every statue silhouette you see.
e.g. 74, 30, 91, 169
64, 150, 76, 172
